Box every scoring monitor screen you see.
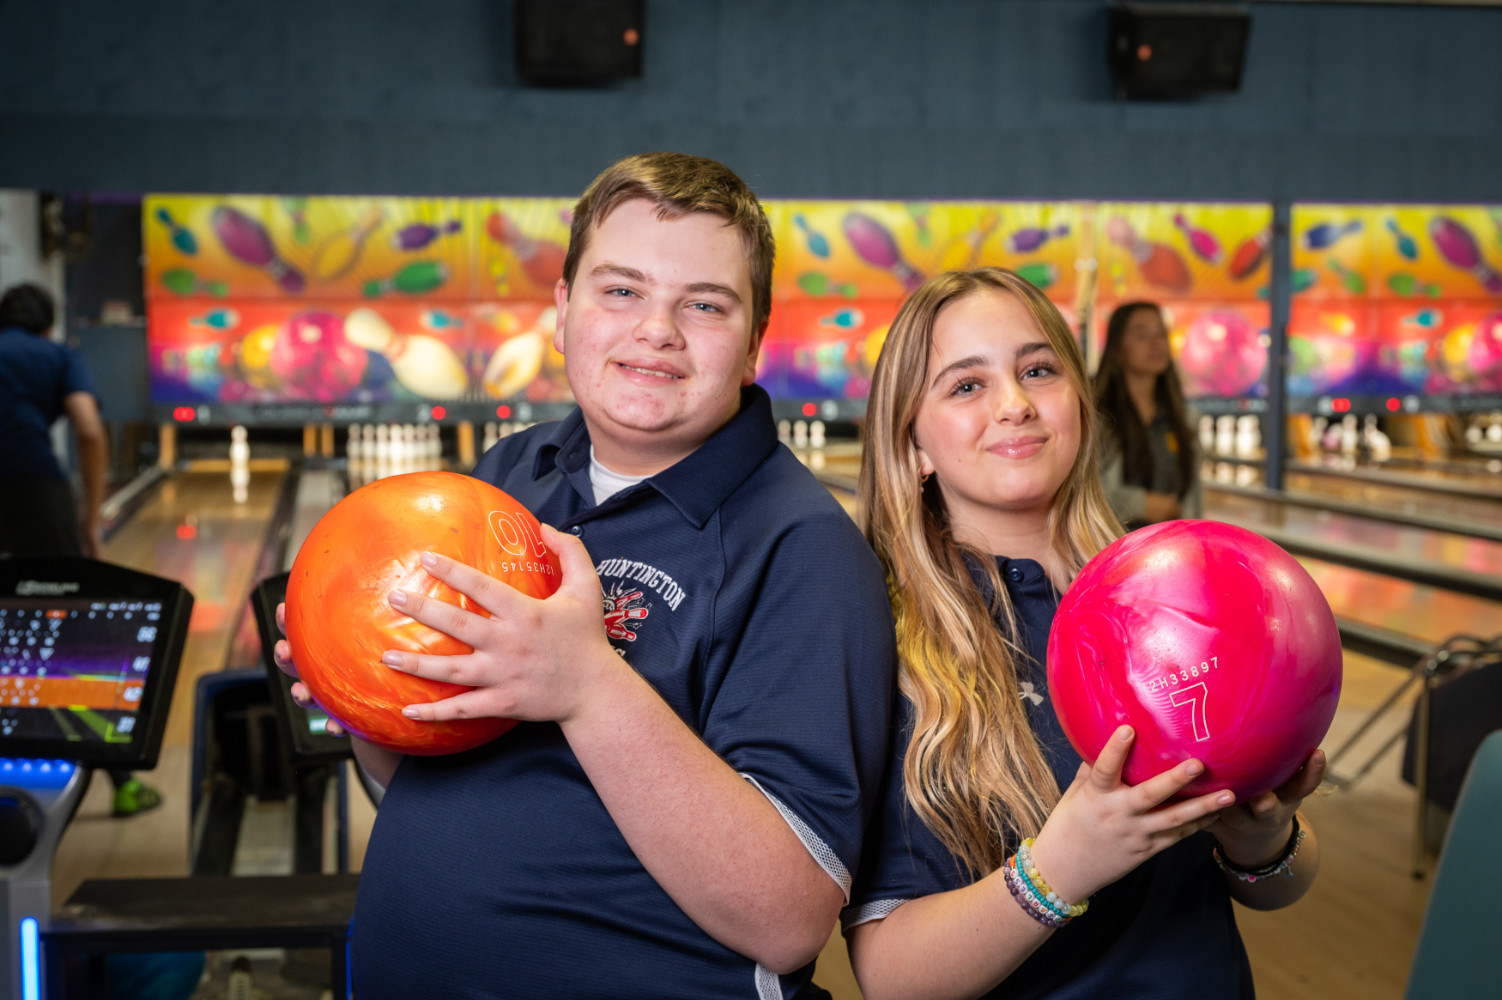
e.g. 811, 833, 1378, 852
0, 599, 161, 748
0, 558, 191, 768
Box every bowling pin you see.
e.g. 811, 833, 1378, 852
810, 420, 826, 449
842, 212, 924, 292
229, 425, 250, 466
155, 207, 198, 255
345, 308, 469, 398
347, 424, 362, 461
487, 212, 567, 288
483, 422, 499, 453
777, 419, 791, 444
212, 205, 306, 293
1214, 415, 1235, 458
1464, 417, 1483, 445
1363, 415, 1392, 463
1198, 414, 1215, 454
793, 420, 809, 448
403, 424, 418, 470
1487, 412, 1502, 443
1234, 415, 1257, 459
313, 206, 386, 283
1339, 415, 1359, 458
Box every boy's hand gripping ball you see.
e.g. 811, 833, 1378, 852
1047, 520, 1342, 801
284, 471, 561, 755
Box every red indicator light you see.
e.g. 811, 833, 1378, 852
176, 524, 197, 540
173, 407, 195, 422
431, 406, 447, 421
497, 405, 512, 419
801, 402, 817, 417
1332, 398, 1351, 413
1386, 398, 1400, 412
1137, 44, 1153, 61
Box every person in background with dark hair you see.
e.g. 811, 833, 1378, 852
1092, 301, 1202, 530
0, 281, 161, 818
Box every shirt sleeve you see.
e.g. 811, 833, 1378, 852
58, 346, 97, 403
841, 699, 961, 928
1097, 439, 1148, 524
700, 508, 897, 901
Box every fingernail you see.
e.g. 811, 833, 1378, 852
381, 651, 402, 666
420, 552, 436, 568
402, 707, 420, 719
1218, 792, 1235, 805
1185, 760, 1204, 776
388, 590, 407, 607
1118, 726, 1134, 741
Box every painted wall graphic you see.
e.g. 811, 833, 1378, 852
144, 195, 1502, 417
1290, 204, 1502, 401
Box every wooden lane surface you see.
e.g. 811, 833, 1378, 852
1208, 491, 1502, 577
51, 463, 287, 904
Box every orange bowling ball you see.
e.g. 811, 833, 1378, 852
285, 471, 561, 754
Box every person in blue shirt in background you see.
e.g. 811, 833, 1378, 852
0, 282, 162, 818
278, 152, 895, 999
844, 268, 1324, 1000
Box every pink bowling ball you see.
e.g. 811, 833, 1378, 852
270, 310, 368, 402
1178, 310, 1266, 397
1468, 311, 1502, 387
1047, 520, 1342, 802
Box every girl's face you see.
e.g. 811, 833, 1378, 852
1117, 306, 1172, 379
912, 288, 1082, 529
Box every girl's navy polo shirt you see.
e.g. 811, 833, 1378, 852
353, 386, 896, 1000
845, 555, 1254, 1000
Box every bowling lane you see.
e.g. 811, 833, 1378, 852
50, 461, 292, 900
1297, 557, 1502, 649
1280, 470, 1502, 527
808, 444, 1502, 652
102, 459, 293, 750
1205, 490, 1502, 579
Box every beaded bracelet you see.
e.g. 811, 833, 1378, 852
1002, 839, 1089, 929
1212, 817, 1306, 883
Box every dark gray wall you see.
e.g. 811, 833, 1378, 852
2, 1, 1499, 201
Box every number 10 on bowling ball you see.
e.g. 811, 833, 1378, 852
285, 471, 561, 755
1046, 521, 1342, 801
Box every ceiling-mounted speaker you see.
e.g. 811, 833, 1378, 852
1109, 3, 1250, 100
515, 0, 644, 86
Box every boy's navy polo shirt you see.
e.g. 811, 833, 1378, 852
845, 556, 1253, 1000
0, 327, 96, 480
354, 386, 896, 1000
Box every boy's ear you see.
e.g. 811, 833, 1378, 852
741, 319, 769, 386
552, 279, 570, 353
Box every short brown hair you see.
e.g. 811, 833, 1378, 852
561, 152, 775, 332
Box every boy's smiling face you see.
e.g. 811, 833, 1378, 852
554, 199, 763, 476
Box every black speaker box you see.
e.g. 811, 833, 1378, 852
515, 0, 645, 86
1109, 3, 1249, 100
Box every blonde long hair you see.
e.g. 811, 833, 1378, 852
858, 268, 1121, 875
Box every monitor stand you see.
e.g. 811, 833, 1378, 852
0, 760, 88, 999
0, 557, 194, 998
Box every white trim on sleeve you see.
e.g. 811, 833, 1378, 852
740, 773, 853, 901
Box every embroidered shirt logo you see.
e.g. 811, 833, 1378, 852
1018, 681, 1044, 706
602, 582, 650, 642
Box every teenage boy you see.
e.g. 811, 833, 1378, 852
279, 152, 894, 998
